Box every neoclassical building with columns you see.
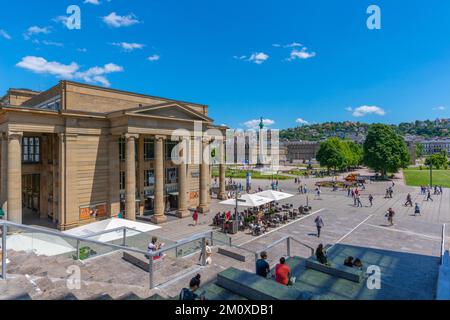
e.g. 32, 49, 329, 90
0, 81, 227, 230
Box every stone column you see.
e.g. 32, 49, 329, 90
198, 138, 210, 213
177, 137, 189, 218
7, 132, 23, 224
125, 134, 138, 221
58, 133, 66, 228
108, 135, 120, 218
40, 135, 49, 219
218, 139, 228, 200
138, 136, 145, 216
0, 133, 8, 218
152, 135, 167, 224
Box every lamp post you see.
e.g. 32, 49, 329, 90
429, 162, 433, 187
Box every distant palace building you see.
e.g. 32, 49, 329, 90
280, 140, 321, 164
0, 81, 227, 230
421, 138, 450, 156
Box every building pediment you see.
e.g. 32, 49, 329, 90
111, 103, 212, 123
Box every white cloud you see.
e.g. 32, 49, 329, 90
84, 0, 101, 4
102, 12, 140, 28
248, 52, 269, 64
295, 118, 309, 125
287, 47, 316, 61
235, 52, 269, 65
16, 56, 79, 78
244, 118, 275, 129
33, 39, 64, 47
16, 56, 123, 87
433, 106, 447, 111
24, 26, 51, 39
0, 29, 11, 40
77, 48, 88, 53
111, 42, 145, 51
147, 54, 160, 61
284, 42, 303, 48
347, 105, 386, 117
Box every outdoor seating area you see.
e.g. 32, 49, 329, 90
213, 191, 312, 237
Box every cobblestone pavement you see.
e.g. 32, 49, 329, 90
1, 169, 448, 299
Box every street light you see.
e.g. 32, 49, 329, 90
429, 162, 433, 187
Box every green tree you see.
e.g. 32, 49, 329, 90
317, 138, 346, 172
363, 124, 410, 177
346, 141, 364, 168
415, 143, 424, 158
425, 153, 448, 169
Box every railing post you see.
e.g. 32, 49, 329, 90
254, 252, 259, 273
122, 229, 127, 247
76, 240, 80, 261
175, 244, 179, 258
210, 231, 214, 246
287, 237, 291, 258
2, 224, 7, 280
201, 237, 207, 266
149, 256, 154, 289
229, 236, 232, 247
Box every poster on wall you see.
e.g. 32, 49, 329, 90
80, 203, 107, 220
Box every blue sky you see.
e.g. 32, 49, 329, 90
0, 0, 450, 129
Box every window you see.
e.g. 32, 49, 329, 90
22, 137, 40, 163
119, 137, 138, 161
144, 138, 155, 160
165, 141, 178, 160
166, 168, 178, 184
120, 172, 125, 190
119, 138, 125, 161
144, 170, 155, 187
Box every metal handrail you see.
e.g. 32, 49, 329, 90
0, 220, 148, 256
289, 237, 315, 256
441, 224, 447, 265
81, 226, 146, 239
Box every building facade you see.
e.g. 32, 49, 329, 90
421, 139, 450, 156
0, 81, 227, 230
281, 140, 321, 164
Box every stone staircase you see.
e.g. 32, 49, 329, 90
200, 243, 440, 300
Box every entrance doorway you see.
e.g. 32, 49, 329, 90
22, 174, 40, 213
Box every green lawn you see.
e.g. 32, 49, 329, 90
212, 169, 292, 180
403, 168, 450, 188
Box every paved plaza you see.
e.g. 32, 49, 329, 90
1, 169, 449, 299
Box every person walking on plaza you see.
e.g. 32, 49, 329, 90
316, 187, 322, 200
192, 210, 199, 226
426, 190, 433, 202
315, 215, 324, 238
368, 194, 374, 207
404, 193, 413, 207
386, 208, 395, 226
356, 194, 363, 208
198, 240, 212, 265
414, 203, 421, 216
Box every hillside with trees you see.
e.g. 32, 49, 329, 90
280, 119, 450, 141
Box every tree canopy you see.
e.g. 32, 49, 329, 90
363, 124, 410, 176
316, 138, 363, 171
425, 153, 448, 170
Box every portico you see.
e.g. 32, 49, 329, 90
0, 81, 228, 230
